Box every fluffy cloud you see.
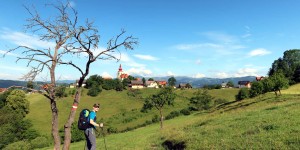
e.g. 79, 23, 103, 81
234, 68, 258, 77
214, 72, 230, 78
134, 54, 158, 61
167, 71, 175, 76
194, 73, 205, 78
248, 48, 271, 57
0, 29, 55, 49
101, 72, 113, 78
127, 67, 152, 76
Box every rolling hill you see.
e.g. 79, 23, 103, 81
36, 84, 300, 149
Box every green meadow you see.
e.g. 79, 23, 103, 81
27, 85, 300, 149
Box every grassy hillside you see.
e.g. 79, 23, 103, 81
35, 84, 300, 149
26, 88, 238, 137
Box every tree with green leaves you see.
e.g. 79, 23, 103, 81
142, 87, 176, 129
6, 90, 29, 117
226, 81, 234, 88
249, 81, 264, 98
26, 81, 34, 89
268, 49, 300, 84
85, 75, 104, 89
55, 85, 67, 98
142, 78, 146, 86
148, 78, 154, 81
261, 77, 275, 93
190, 89, 214, 111
269, 71, 289, 96
168, 77, 176, 87
235, 88, 249, 101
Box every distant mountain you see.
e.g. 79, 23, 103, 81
145, 76, 256, 88
0, 80, 75, 88
0, 80, 27, 88
0, 76, 256, 88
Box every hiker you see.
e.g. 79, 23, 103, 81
85, 103, 103, 150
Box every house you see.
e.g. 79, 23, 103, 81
221, 82, 227, 88
130, 80, 144, 89
238, 81, 251, 88
156, 81, 167, 87
256, 76, 265, 81
178, 83, 192, 89
146, 81, 158, 88
0, 88, 7, 93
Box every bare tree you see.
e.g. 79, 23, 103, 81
4, 2, 137, 150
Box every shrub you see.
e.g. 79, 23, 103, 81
87, 84, 102, 97
166, 111, 181, 120
107, 126, 118, 133
189, 89, 214, 111
3, 140, 31, 150
236, 88, 249, 101
71, 123, 85, 142
30, 136, 51, 149
152, 114, 160, 123
180, 108, 191, 115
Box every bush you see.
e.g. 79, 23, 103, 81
180, 108, 191, 115
166, 111, 181, 120
127, 89, 142, 97
107, 126, 118, 133
189, 89, 214, 111
87, 84, 102, 97
152, 114, 160, 123
236, 88, 249, 101
3, 140, 31, 150
71, 123, 85, 142
30, 136, 51, 149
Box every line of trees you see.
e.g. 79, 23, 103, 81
0, 89, 51, 149
236, 50, 300, 101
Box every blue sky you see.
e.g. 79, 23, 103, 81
1, 0, 300, 80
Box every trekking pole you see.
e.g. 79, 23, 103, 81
101, 127, 108, 150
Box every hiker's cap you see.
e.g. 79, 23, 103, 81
93, 103, 100, 108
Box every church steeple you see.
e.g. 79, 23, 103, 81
119, 64, 123, 71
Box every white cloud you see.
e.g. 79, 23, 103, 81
0, 29, 55, 49
195, 59, 201, 65
175, 43, 221, 50
202, 31, 238, 44
0, 65, 27, 71
194, 73, 205, 78
242, 33, 251, 38
119, 53, 145, 67
234, 68, 258, 77
0, 50, 19, 57
127, 67, 152, 76
248, 48, 271, 57
0, 73, 22, 80
214, 72, 230, 78
101, 72, 113, 78
134, 54, 158, 61
167, 71, 175, 76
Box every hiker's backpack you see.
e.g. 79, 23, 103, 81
78, 109, 91, 130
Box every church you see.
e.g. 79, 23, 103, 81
117, 64, 129, 80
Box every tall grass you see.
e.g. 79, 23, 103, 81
32, 86, 300, 149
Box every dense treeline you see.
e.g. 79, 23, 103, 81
0, 89, 50, 149
236, 50, 299, 100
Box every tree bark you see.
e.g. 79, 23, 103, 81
50, 99, 60, 150
63, 88, 82, 150
159, 108, 163, 129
